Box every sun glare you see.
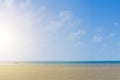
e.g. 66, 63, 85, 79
0, 27, 14, 51
0, 27, 17, 60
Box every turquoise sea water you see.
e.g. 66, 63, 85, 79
0, 61, 120, 65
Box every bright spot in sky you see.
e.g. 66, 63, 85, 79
0, 28, 13, 49
0, 27, 15, 56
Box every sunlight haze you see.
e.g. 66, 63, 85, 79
0, 0, 120, 61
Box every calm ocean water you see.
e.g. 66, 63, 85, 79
0, 61, 119, 65
25, 61, 120, 64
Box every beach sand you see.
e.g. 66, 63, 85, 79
0, 64, 119, 80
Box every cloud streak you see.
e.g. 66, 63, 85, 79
92, 34, 103, 43
68, 29, 87, 40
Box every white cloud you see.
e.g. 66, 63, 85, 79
0, 0, 79, 60
44, 10, 72, 33
74, 41, 85, 48
113, 22, 119, 26
95, 27, 104, 33
68, 29, 87, 40
92, 34, 103, 43
92, 32, 117, 44
109, 32, 116, 37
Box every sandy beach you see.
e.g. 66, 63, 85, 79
0, 64, 119, 80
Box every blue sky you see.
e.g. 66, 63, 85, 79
0, 0, 120, 61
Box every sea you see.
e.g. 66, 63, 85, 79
0, 61, 120, 65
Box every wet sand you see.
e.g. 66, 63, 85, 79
0, 64, 119, 80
